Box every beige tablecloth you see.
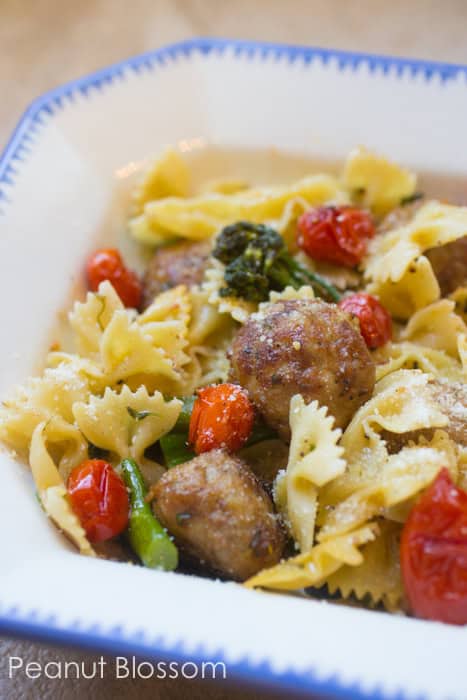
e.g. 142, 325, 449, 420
1, 0, 467, 697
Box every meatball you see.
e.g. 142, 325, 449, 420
151, 450, 285, 581
230, 299, 375, 439
425, 236, 467, 296
142, 240, 211, 309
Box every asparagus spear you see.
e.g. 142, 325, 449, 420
160, 394, 278, 468
120, 458, 178, 571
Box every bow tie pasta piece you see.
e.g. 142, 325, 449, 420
277, 396, 345, 553
137, 285, 191, 368
73, 385, 181, 468
320, 370, 448, 510
184, 321, 235, 395
0, 360, 95, 457
365, 201, 467, 318
129, 175, 349, 245
131, 148, 190, 217
450, 286, 467, 324
100, 311, 179, 384
401, 299, 467, 359
244, 523, 378, 591
139, 284, 191, 325
69, 282, 192, 389
368, 255, 438, 320
319, 430, 458, 542
342, 369, 448, 457
179, 285, 236, 395
326, 520, 404, 611
183, 345, 232, 395
69, 280, 124, 357
201, 178, 250, 196
100, 286, 191, 388
343, 147, 417, 216
187, 286, 234, 346
270, 197, 310, 253
30, 416, 88, 482
260, 284, 315, 308
375, 342, 465, 383
30, 420, 94, 556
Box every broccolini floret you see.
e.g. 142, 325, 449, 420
212, 221, 341, 303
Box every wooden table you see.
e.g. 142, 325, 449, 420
1, 0, 467, 697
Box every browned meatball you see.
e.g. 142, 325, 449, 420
150, 450, 285, 581
425, 236, 467, 296
142, 240, 211, 308
230, 299, 375, 439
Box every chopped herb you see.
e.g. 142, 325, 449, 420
127, 407, 158, 421
400, 192, 424, 206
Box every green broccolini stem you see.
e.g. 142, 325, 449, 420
160, 396, 196, 468
120, 458, 178, 571
160, 432, 195, 468
286, 257, 342, 303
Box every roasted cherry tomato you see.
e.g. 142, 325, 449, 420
67, 459, 129, 543
297, 205, 375, 267
86, 248, 142, 308
339, 292, 392, 349
189, 383, 255, 454
401, 468, 467, 625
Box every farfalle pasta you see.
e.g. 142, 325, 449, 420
130, 174, 349, 244
30, 420, 94, 556
365, 201, 467, 318
326, 520, 403, 610
2, 146, 467, 625
73, 385, 181, 469
275, 395, 345, 552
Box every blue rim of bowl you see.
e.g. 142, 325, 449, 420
1, 37, 465, 699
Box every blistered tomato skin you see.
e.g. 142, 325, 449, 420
401, 469, 467, 625
339, 292, 392, 349
67, 460, 129, 543
297, 205, 375, 267
86, 248, 142, 309
189, 383, 255, 454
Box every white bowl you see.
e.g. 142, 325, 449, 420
1, 38, 466, 700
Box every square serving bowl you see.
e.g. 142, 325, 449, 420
1, 38, 466, 700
